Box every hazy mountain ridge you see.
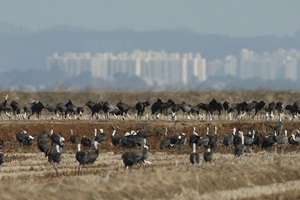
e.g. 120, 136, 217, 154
0, 23, 300, 90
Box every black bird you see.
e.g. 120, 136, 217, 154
189, 127, 200, 147
274, 118, 283, 135
48, 144, 62, 175
76, 141, 99, 172
37, 131, 49, 157
198, 127, 210, 148
111, 128, 122, 147
261, 134, 277, 150
85, 141, 100, 164
49, 129, 65, 147
203, 148, 213, 162
208, 126, 218, 150
0, 153, 4, 166
234, 131, 246, 157
120, 131, 145, 149
190, 143, 200, 165
81, 136, 92, 149
16, 130, 27, 147
222, 127, 236, 149
289, 134, 300, 149
122, 140, 151, 169
70, 129, 78, 145
96, 128, 107, 144
233, 128, 242, 147
169, 135, 179, 146
89, 129, 98, 144
160, 128, 171, 149
177, 133, 187, 150
75, 143, 86, 172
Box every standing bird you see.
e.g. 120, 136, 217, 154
244, 131, 255, 153
49, 129, 65, 147
222, 127, 236, 150
177, 133, 187, 150
234, 131, 246, 157
76, 141, 99, 172
0, 153, 4, 166
160, 127, 171, 149
189, 143, 200, 165
96, 129, 107, 144
70, 129, 78, 145
37, 131, 49, 157
208, 126, 218, 150
48, 144, 62, 175
189, 127, 200, 147
16, 130, 27, 147
122, 139, 151, 169
89, 129, 98, 144
81, 136, 92, 149
198, 127, 210, 148
274, 129, 288, 153
75, 143, 86, 172
203, 148, 213, 163
274, 118, 283, 135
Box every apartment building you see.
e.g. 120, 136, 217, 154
47, 50, 207, 87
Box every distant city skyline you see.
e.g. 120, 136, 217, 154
1, 0, 300, 37
47, 48, 300, 90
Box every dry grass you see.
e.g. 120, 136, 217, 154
1, 151, 300, 200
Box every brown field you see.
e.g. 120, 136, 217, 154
1, 119, 300, 200
1, 90, 300, 199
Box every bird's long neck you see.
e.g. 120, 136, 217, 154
56, 145, 60, 153
77, 144, 81, 151
112, 129, 116, 137
94, 129, 97, 136
241, 135, 244, 145
192, 143, 196, 153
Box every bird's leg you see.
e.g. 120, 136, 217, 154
54, 163, 58, 176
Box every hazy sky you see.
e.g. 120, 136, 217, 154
1, 0, 299, 37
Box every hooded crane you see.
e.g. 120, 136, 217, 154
49, 129, 65, 147
244, 131, 255, 153
70, 129, 78, 145
96, 129, 107, 144
274, 129, 288, 153
208, 126, 218, 150
75, 141, 99, 172
37, 130, 50, 157
198, 127, 210, 149
203, 148, 213, 163
81, 136, 92, 149
160, 127, 171, 149
274, 118, 283, 135
122, 139, 151, 169
89, 129, 98, 145
16, 130, 27, 147
48, 144, 62, 175
234, 131, 246, 157
189, 143, 200, 165
189, 127, 200, 147
222, 127, 236, 151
